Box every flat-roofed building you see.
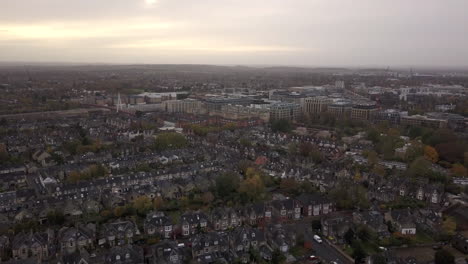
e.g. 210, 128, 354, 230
210, 104, 270, 121
270, 102, 301, 121
204, 97, 254, 111
401, 114, 447, 129
163, 99, 204, 114
374, 109, 405, 124
351, 102, 378, 121
327, 99, 352, 118
301, 96, 331, 116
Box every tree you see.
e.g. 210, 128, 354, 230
424, 146, 439, 163
280, 178, 299, 195
271, 119, 292, 133
367, 129, 380, 144
312, 220, 322, 231
239, 138, 252, 147
451, 163, 467, 177
215, 172, 240, 199
425, 129, 457, 146
434, 249, 455, 264
287, 143, 298, 155
47, 210, 65, 225
299, 142, 314, 157
239, 174, 265, 202
352, 241, 367, 263
373, 255, 387, 264
371, 164, 386, 177
405, 141, 424, 162
100, 210, 112, 219
153, 197, 164, 210
153, 132, 188, 151
364, 150, 379, 166
271, 249, 286, 264
133, 196, 152, 215
344, 228, 355, 244
408, 157, 432, 178
441, 216, 457, 236
114, 206, 126, 217
436, 142, 466, 163
202, 192, 214, 204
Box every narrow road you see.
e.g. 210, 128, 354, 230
308, 237, 354, 264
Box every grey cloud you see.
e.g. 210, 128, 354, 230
0, 0, 467, 66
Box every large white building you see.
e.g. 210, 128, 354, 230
269, 103, 301, 121
163, 99, 204, 114
301, 96, 331, 116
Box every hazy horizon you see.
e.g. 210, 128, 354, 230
1, 0, 467, 67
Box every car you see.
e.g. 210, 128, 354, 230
313, 235, 323, 243
309, 255, 318, 260
432, 244, 442, 250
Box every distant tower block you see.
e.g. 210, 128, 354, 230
400, 88, 409, 101
335, 80, 345, 90
116, 92, 124, 112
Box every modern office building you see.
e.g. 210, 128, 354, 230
270, 103, 301, 121
350, 102, 378, 121
163, 99, 204, 114
301, 96, 331, 116
327, 99, 352, 118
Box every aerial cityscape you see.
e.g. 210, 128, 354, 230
0, 1, 467, 264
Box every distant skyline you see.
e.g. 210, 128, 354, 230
1, 0, 467, 67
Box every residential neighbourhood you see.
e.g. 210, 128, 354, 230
0, 65, 467, 264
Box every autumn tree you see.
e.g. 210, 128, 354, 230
133, 196, 152, 215
280, 178, 299, 195
239, 174, 265, 203
424, 146, 439, 163
441, 216, 457, 236
371, 164, 386, 177
202, 192, 215, 204
153, 197, 164, 210
451, 163, 467, 177
114, 206, 126, 217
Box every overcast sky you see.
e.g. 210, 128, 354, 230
0, 0, 467, 67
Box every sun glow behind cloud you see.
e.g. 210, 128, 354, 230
0, 19, 174, 40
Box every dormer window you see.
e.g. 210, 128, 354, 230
116, 255, 121, 260
125, 253, 130, 259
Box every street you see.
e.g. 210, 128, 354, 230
309, 237, 354, 264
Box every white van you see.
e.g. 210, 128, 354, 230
313, 235, 322, 243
